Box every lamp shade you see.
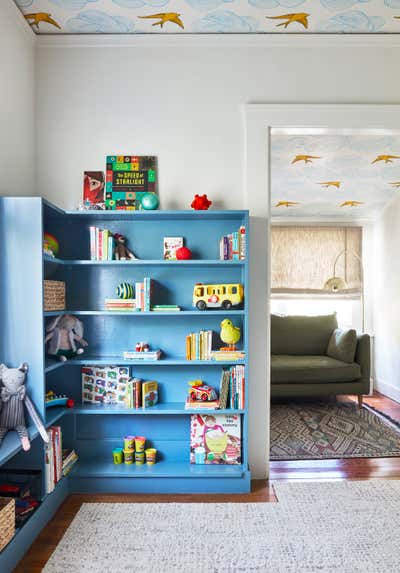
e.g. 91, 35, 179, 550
323, 276, 348, 292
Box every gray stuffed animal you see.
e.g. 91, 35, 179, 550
45, 314, 88, 361
0, 363, 48, 451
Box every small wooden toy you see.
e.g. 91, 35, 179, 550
113, 234, 138, 260
188, 380, 218, 402
45, 391, 74, 409
193, 283, 244, 310
43, 232, 59, 256
176, 246, 192, 260
220, 319, 241, 351
191, 194, 212, 210
116, 282, 134, 299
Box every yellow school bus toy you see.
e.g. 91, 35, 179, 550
193, 283, 244, 311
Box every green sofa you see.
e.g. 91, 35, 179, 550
270, 313, 371, 406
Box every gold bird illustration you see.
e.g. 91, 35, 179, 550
275, 201, 300, 208
318, 181, 341, 189
138, 12, 184, 29
389, 182, 400, 188
220, 319, 241, 351
371, 155, 400, 164
291, 155, 321, 164
267, 13, 309, 29
340, 201, 364, 207
24, 13, 61, 30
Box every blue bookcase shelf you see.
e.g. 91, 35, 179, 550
0, 197, 250, 571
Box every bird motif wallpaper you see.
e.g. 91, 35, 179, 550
271, 131, 400, 219
13, 0, 400, 34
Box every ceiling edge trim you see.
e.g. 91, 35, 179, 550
36, 33, 400, 49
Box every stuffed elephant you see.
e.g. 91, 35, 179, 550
0, 363, 48, 451
45, 314, 88, 361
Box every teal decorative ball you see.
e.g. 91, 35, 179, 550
116, 282, 133, 299
141, 193, 159, 210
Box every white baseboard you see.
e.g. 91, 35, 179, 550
374, 379, 400, 404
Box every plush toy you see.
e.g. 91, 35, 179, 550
0, 363, 49, 451
220, 319, 241, 351
176, 246, 192, 260
45, 315, 88, 361
191, 194, 212, 210
113, 234, 138, 260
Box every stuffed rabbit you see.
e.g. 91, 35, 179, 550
45, 314, 88, 361
0, 363, 48, 451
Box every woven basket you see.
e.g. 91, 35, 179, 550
44, 280, 66, 311
0, 497, 15, 551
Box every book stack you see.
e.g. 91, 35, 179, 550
184, 398, 220, 410
219, 225, 246, 260
105, 298, 137, 312
89, 226, 115, 261
210, 350, 246, 361
185, 330, 213, 360
123, 350, 162, 361
44, 426, 62, 494
135, 277, 153, 311
125, 379, 158, 408
151, 305, 181, 312
62, 449, 78, 476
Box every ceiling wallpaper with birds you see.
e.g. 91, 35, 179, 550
12, 0, 400, 33
271, 130, 400, 219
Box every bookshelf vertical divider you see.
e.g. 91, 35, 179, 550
0, 197, 250, 570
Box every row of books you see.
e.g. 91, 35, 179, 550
185, 330, 213, 360
89, 227, 115, 261
44, 426, 62, 494
219, 226, 246, 261
62, 449, 78, 476
125, 379, 159, 408
227, 364, 245, 409
104, 278, 153, 312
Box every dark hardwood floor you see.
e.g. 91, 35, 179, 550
14, 391, 400, 573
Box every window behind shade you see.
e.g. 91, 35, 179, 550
271, 226, 362, 298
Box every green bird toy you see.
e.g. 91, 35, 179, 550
220, 319, 241, 351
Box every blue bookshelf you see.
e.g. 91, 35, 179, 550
0, 197, 250, 571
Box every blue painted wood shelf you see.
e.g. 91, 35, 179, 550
1, 198, 250, 571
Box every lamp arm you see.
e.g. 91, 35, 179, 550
332, 248, 365, 332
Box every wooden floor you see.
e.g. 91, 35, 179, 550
14, 391, 400, 573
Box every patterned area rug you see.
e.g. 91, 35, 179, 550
270, 401, 400, 460
43, 481, 400, 573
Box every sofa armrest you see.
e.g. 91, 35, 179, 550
355, 333, 371, 392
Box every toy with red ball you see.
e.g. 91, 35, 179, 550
191, 194, 212, 210
176, 246, 192, 260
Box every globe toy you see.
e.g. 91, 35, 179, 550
141, 193, 159, 210
44, 232, 59, 256
176, 246, 192, 260
116, 282, 134, 299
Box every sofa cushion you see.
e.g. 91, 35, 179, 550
271, 313, 338, 356
271, 355, 361, 384
327, 328, 357, 364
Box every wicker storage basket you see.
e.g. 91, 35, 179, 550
0, 497, 15, 551
44, 280, 66, 311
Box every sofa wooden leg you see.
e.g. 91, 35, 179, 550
357, 395, 363, 409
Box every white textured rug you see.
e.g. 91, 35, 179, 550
43, 480, 400, 573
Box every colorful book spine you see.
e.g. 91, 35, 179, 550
239, 226, 246, 260
89, 226, 96, 261
108, 235, 114, 260
232, 231, 239, 260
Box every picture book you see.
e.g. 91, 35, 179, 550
82, 366, 131, 405
142, 381, 158, 408
190, 414, 241, 465
105, 156, 157, 211
83, 171, 105, 209
163, 237, 183, 260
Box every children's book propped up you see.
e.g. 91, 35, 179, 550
190, 414, 241, 465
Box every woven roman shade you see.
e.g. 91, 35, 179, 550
271, 226, 362, 297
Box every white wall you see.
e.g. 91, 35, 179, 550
36, 39, 400, 477
373, 194, 400, 403
0, 2, 35, 196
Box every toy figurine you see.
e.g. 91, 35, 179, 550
113, 234, 138, 260
188, 381, 218, 402
45, 315, 88, 361
191, 194, 212, 210
193, 283, 244, 310
0, 363, 49, 451
176, 246, 192, 260
220, 319, 241, 351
